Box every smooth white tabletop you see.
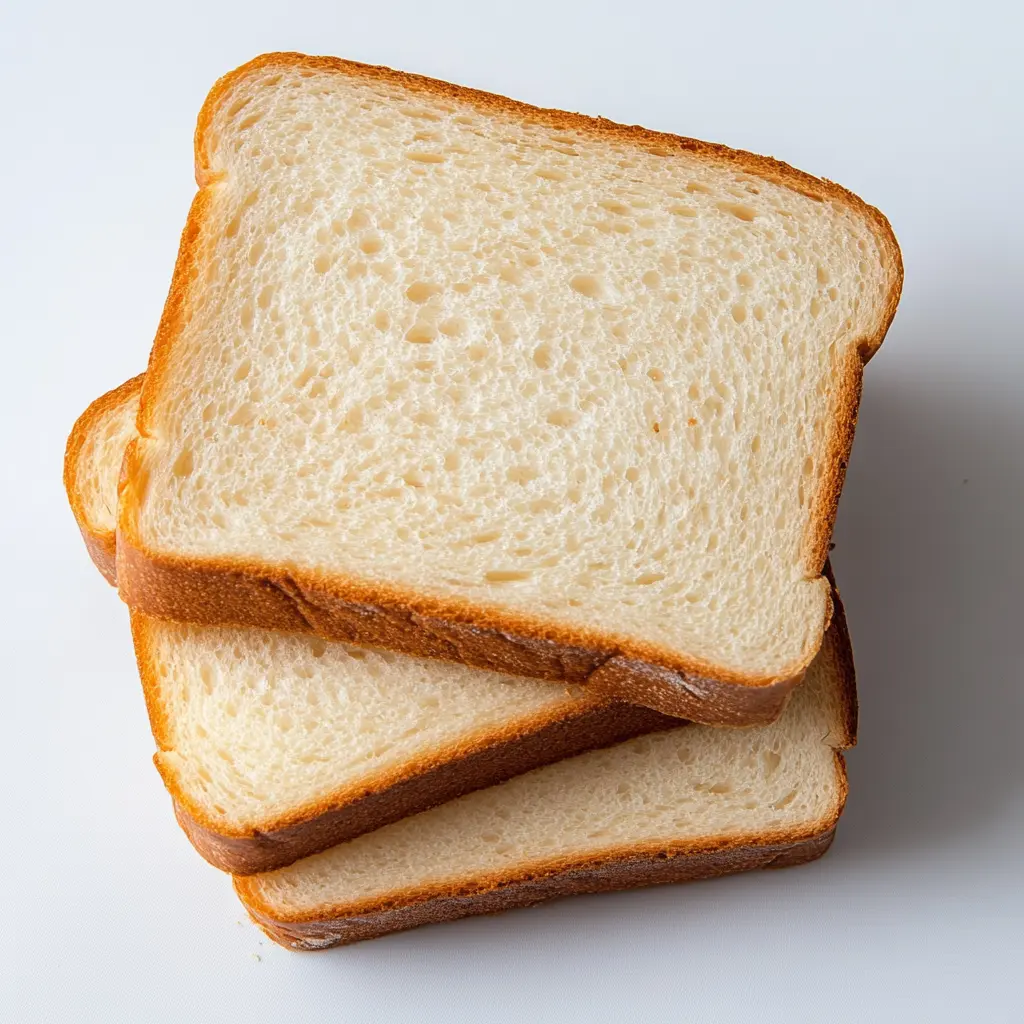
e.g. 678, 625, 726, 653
2, 1, 1021, 1020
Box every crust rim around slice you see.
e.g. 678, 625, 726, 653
117, 52, 901, 723
117, 517, 808, 724
140, 631, 680, 875
238, 826, 841, 949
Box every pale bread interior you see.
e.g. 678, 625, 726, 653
133, 58, 896, 679
144, 618, 591, 831
76, 386, 140, 536
245, 627, 848, 918
75, 383, 602, 833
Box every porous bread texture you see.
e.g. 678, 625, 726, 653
66, 378, 675, 872
126, 53, 901, 693
76, 391, 139, 534
64, 375, 144, 583
239, 619, 852, 941
140, 616, 601, 831
67, 371, 855, 933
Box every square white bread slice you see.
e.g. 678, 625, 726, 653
238, 607, 856, 950
65, 378, 678, 874
117, 52, 900, 723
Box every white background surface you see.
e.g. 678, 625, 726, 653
1, 1, 1021, 1020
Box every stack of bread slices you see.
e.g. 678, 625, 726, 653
64, 52, 901, 950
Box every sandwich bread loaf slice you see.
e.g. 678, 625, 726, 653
64, 374, 143, 584
66, 379, 677, 874
117, 52, 901, 725
238, 601, 856, 950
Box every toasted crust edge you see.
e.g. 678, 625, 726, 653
234, 584, 855, 948
823, 560, 858, 749
167, 695, 679, 875
238, 826, 840, 950
131, 618, 680, 874
63, 374, 145, 585
120, 51, 899, 722
117, 526, 802, 724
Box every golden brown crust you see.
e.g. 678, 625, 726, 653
822, 560, 858, 749
120, 51, 900, 723
117, 525, 802, 725
238, 826, 839, 950
168, 697, 679, 874
804, 349, 864, 577
235, 565, 857, 950
124, 603, 680, 875
78, 528, 118, 588
63, 374, 145, 585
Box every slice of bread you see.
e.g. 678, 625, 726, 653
117, 53, 900, 724
67, 375, 855, 937
64, 374, 143, 584
66, 379, 677, 874
238, 607, 856, 950
140, 618, 676, 874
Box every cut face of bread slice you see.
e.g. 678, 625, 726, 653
117, 53, 901, 724
64, 374, 143, 584
139, 616, 676, 873
66, 379, 677, 874
238, 608, 856, 950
